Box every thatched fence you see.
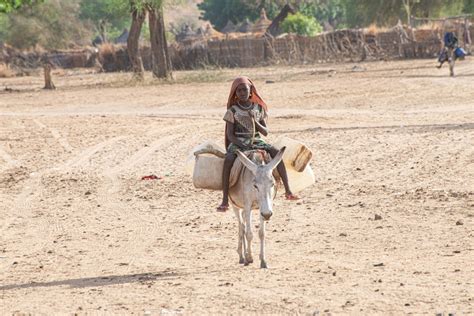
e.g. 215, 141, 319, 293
1, 23, 472, 73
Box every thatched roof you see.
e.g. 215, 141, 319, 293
252, 8, 271, 33
238, 18, 253, 33
221, 20, 237, 34
197, 22, 224, 40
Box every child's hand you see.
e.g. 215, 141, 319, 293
248, 110, 258, 121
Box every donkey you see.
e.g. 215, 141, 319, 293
229, 147, 286, 268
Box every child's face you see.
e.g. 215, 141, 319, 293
236, 83, 251, 102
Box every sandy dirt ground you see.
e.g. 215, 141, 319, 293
0, 58, 473, 315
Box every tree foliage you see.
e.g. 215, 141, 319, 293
341, 0, 471, 27
79, 0, 130, 31
198, 0, 473, 31
0, 0, 42, 13
2, 0, 91, 49
281, 12, 322, 36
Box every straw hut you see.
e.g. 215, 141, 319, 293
222, 20, 237, 34
252, 8, 271, 33
238, 18, 254, 33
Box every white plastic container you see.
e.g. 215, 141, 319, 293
273, 136, 315, 192
187, 137, 315, 193
273, 136, 313, 172
185, 141, 225, 177
192, 154, 224, 190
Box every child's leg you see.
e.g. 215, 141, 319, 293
217, 152, 237, 211
268, 146, 294, 197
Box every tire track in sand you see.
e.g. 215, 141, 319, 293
33, 119, 74, 153
9, 135, 128, 262
96, 122, 216, 273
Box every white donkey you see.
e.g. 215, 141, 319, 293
229, 147, 286, 268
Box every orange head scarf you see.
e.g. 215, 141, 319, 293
227, 76, 268, 111
225, 76, 268, 148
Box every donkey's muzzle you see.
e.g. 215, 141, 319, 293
261, 212, 273, 221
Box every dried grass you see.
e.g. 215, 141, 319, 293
364, 24, 389, 35
99, 43, 116, 60
417, 22, 442, 31
0, 64, 15, 78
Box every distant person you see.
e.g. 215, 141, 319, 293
216, 76, 299, 212
437, 31, 466, 76
437, 31, 458, 69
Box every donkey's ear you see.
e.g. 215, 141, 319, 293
236, 150, 257, 174
266, 146, 286, 171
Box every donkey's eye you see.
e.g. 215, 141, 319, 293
253, 184, 258, 190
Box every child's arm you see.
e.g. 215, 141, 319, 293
250, 111, 269, 136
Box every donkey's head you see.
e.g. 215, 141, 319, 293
236, 147, 286, 221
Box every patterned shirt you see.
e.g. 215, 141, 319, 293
223, 103, 267, 140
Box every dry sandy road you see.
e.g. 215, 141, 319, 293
0, 58, 473, 314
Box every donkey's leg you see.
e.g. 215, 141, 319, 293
233, 206, 245, 264
259, 215, 268, 269
244, 207, 254, 265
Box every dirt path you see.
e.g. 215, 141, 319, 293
0, 59, 473, 315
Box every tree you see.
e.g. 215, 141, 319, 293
1, 0, 91, 49
340, 0, 467, 27
79, 0, 130, 38
127, 1, 146, 80
126, 0, 172, 80
148, 4, 171, 79
198, 0, 312, 31
0, 0, 42, 13
281, 12, 322, 36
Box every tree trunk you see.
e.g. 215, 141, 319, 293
148, 6, 172, 79
127, 5, 145, 80
43, 63, 55, 90
402, 0, 411, 26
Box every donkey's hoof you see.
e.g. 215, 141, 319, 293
260, 261, 268, 269
244, 261, 250, 266
239, 258, 245, 264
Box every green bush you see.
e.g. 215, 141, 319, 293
3, 0, 92, 49
281, 12, 322, 37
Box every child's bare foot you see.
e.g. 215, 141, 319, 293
285, 193, 300, 200
216, 203, 229, 212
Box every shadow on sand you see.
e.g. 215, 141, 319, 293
0, 271, 179, 290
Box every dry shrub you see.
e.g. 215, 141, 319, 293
417, 22, 441, 31
99, 43, 116, 61
0, 64, 15, 78
365, 24, 389, 35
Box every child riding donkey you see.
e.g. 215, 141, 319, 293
216, 76, 299, 212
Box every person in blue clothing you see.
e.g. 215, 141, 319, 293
437, 31, 458, 69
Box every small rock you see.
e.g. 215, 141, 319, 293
339, 233, 347, 237
374, 214, 383, 220
332, 271, 336, 276
84, 191, 91, 195
373, 263, 384, 267
404, 303, 410, 306
265, 80, 275, 84
455, 220, 463, 225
